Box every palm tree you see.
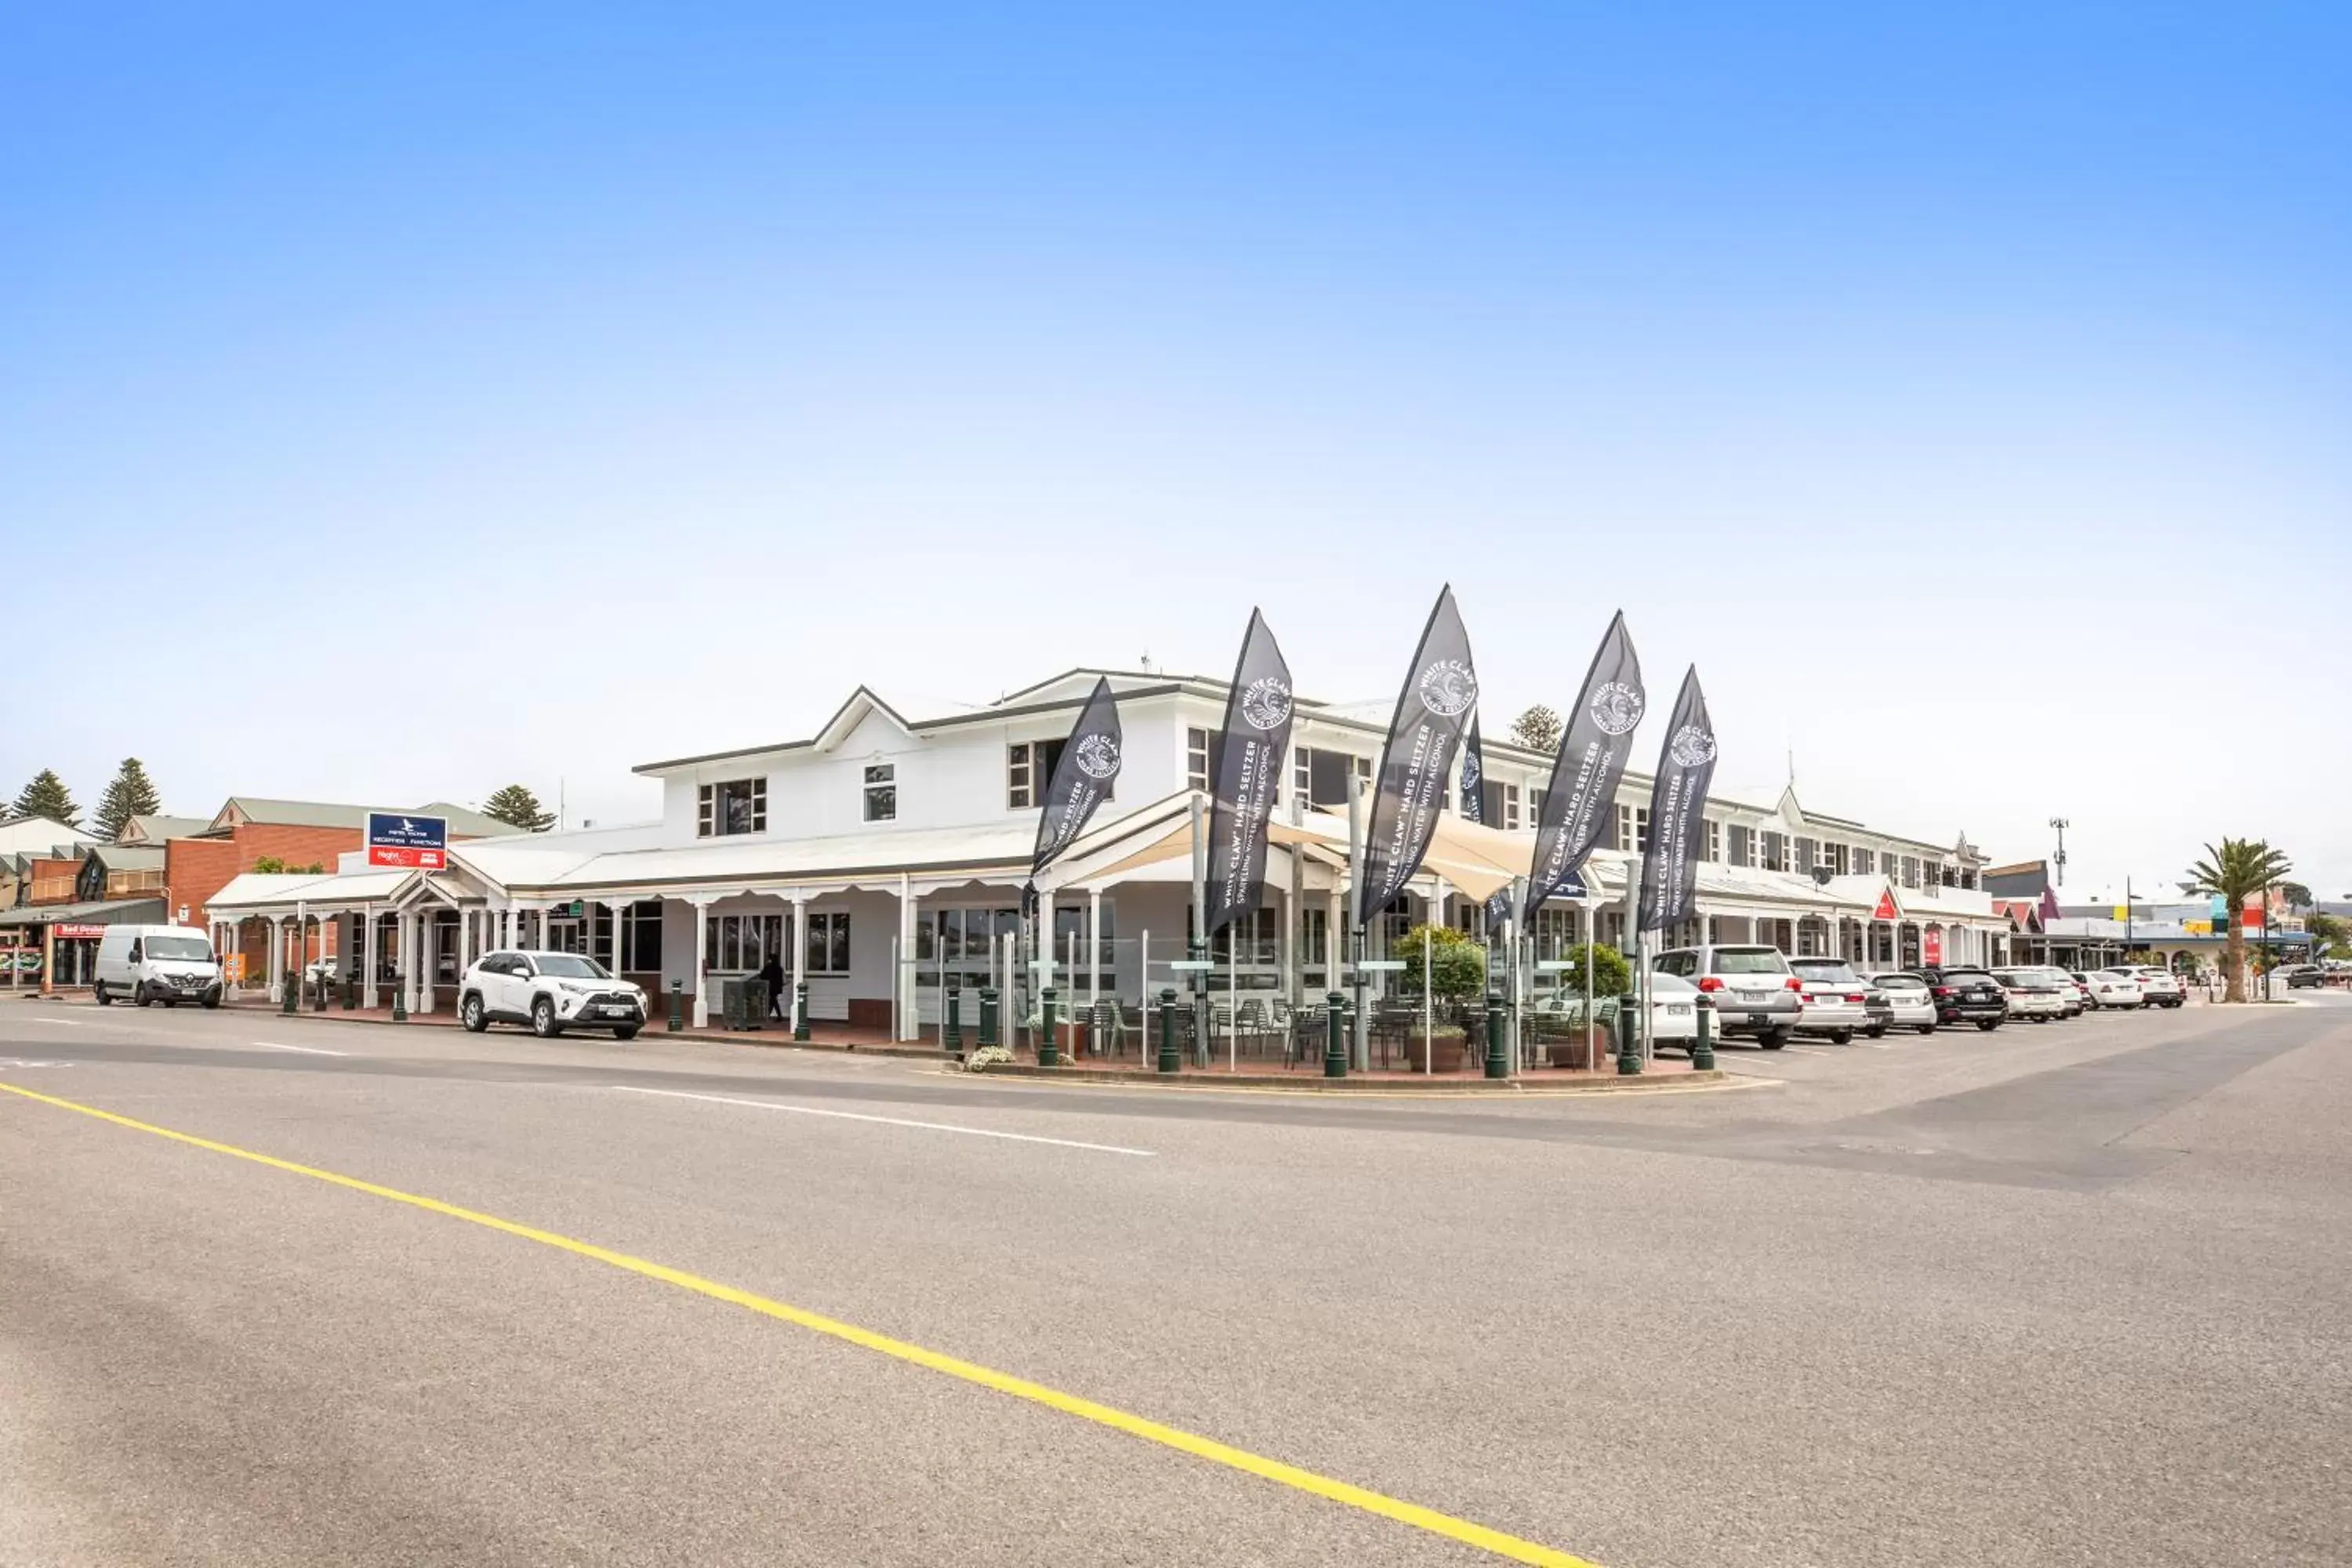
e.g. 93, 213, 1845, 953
2182, 838, 2292, 1003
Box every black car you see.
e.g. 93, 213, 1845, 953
1902, 966, 2008, 1030
2282, 964, 2326, 990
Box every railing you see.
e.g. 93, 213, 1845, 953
28, 876, 76, 904
106, 871, 165, 896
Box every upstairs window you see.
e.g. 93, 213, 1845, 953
1761, 831, 1788, 872
1902, 856, 1922, 889
1853, 848, 1876, 877
1795, 837, 1817, 875
1726, 824, 1755, 868
1292, 747, 1370, 811
1187, 728, 1212, 793
1703, 818, 1722, 863
863, 764, 897, 822
1007, 739, 1067, 809
697, 778, 767, 838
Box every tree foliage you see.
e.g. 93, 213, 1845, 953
94, 757, 163, 841
1508, 704, 1564, 753
2278, 880, 2313, 911
482, 783, 557, 833
251, 858, 325, 876
1555, 941, 1634, 1000
8, 769, 79, 828
1391, 923, 1488, 1004
2308, 912, 2349, 960
2182, 837, 2293, 1003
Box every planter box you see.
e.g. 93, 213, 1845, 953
1405, 1033, 1468, 1073
1546, 1025, 1608, 1070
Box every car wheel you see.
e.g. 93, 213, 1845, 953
1915, 1024, 1935, 1035
1976, 1019, 1999, 1032
613, 1025, 639, 1042
201, 993, 220, 1010
1865, 1025, 1886, 1040
461, 993, 488, 1034
163, 996, 178, 1008
1759, 1029, 1789, 1051
1829, 1029, 1853, 1044
95, 982, 111, 1006
136, 985, 153, 1007
531, 997, 561, 1038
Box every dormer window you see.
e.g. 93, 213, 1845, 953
697, 778, 767, 838
864, 764, 897, 822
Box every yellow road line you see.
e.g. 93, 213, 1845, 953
0, 1080, 1598, 1567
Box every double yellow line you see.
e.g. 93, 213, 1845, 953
0, 1081, 1599, 1567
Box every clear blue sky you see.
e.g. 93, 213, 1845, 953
5, 4, 2346, 897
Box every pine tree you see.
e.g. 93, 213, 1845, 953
94, 757, 164, 840
8, 769, 80, 828
481, 783, 557, 833
1509, 704, 1564, 753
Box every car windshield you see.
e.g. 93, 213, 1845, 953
533, 954, 612, 980
1945, 971, 1994, 985
1874, 975, 1925, 990
146, 935, 213, 961
1789, 960, 1860, 982
1713, 949, 1791, 975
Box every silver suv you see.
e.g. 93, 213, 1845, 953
1653, 944, 1802, 1049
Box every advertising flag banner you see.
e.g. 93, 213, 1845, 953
1636, 666, 1719, 933
1356, 586, 1479, 927
366, 811, 448, 869
1206, 610, 1295, 935
1459, 713, 1486, 826
1524, 611, 1646, 920
1030, 677, 1123, 877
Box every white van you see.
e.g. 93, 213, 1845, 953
93, 924, 223, 1009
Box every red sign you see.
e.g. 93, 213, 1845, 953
367, 846, 446, 869
1872, 890, 1899, 921
53, 923, 107, 939
1922, 928, 1944, 964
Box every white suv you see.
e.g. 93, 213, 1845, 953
2106, 965, 2184, 1009
460, 949, 647, 1040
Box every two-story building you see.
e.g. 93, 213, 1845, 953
200, 667, 2015, 1025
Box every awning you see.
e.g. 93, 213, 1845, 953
0, 897, 166, 929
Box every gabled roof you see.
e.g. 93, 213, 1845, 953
0, 816, 99, 857
117, 814, 209, 844
85, 844, 165, 872
207, 797, 519, 837
811, 686, 919, 753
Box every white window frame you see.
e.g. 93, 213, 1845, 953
1187, 728, 1211, 793
804, 909, 851, 976
696, 777, 768, 839
862, 763, 897, 822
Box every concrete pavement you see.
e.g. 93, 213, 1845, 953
3, 993, 2347, 1566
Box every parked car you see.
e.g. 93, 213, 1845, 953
2104, 966, 2183, 1008
1646, 971, 1700, 1050
1786, 956, 1882, 1043
1868, 972, 1939, 1034
1653, 945, 1802, 1049
93, 924, 223, 1009
1902, 966, 2008, 1030
2056, 972, 2092, 1014
2281, 964, 2327, 990
459, 949, 646, 1040
1991, 967, 2069, 1022
2074, 970, 2143, 1009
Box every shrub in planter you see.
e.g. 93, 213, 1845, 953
1393, 924, 1485, 1069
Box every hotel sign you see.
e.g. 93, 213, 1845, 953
366, 812, 448, 869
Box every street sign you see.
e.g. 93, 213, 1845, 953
1922, 928, 1944, 964
1871, 890, 1899, 921
1167, 960, 1214, 971
2210, 894, 2229, 919
53, 924, 107, 939
1357, 960, 1407, 972
366, 812, 448, 869
1535, 960, 1577, 972
2111, 904, 2129, 923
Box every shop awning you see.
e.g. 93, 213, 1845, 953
0, 897, 167, 929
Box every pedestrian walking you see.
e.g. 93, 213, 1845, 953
758, 952, 786, 1022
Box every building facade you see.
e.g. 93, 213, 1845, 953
201, 668, 2018, 1026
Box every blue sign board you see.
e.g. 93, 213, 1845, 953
2209, 893, 2229, 920
367, 811, 448, 869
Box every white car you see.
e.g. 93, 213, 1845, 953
1991, 967, 2070, 1022
2107, 965, 2184, 1008
2075, 970, 2143, 1009
1869, 972, 1939, 1033
1786, 956, 1875, 1044
459, 949, 647, 1040
1647, 971, 1700, 1049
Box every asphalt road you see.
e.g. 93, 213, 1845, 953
4, 992, 2347, 1566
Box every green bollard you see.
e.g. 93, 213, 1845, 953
341, 975, 355, 1011
281, 968, 299, 1015
1324, 990, 1348, 1078
1484, 993, 1509, 1079
313, 969, 327, 1011
1039, 987, 1059, 1066
1157, 987, 1181, 1073
391, 975, 408, 1024
667, 979, 684, 1033
793, 980, 810, 1041
978, 985, 998, 1049
1614, 997, 1641, 1075
945, 979, 963, 1058
1691, 999, 1716, 1071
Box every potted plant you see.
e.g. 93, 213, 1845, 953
1392, 923, 1486, 1072
1544, 942, 1632, 1069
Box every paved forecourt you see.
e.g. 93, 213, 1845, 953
2, 993, 2347, 1566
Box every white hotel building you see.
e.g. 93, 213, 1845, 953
205, 669, 2014, 1029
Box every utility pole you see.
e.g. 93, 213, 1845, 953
2049, 818, 2070, 887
